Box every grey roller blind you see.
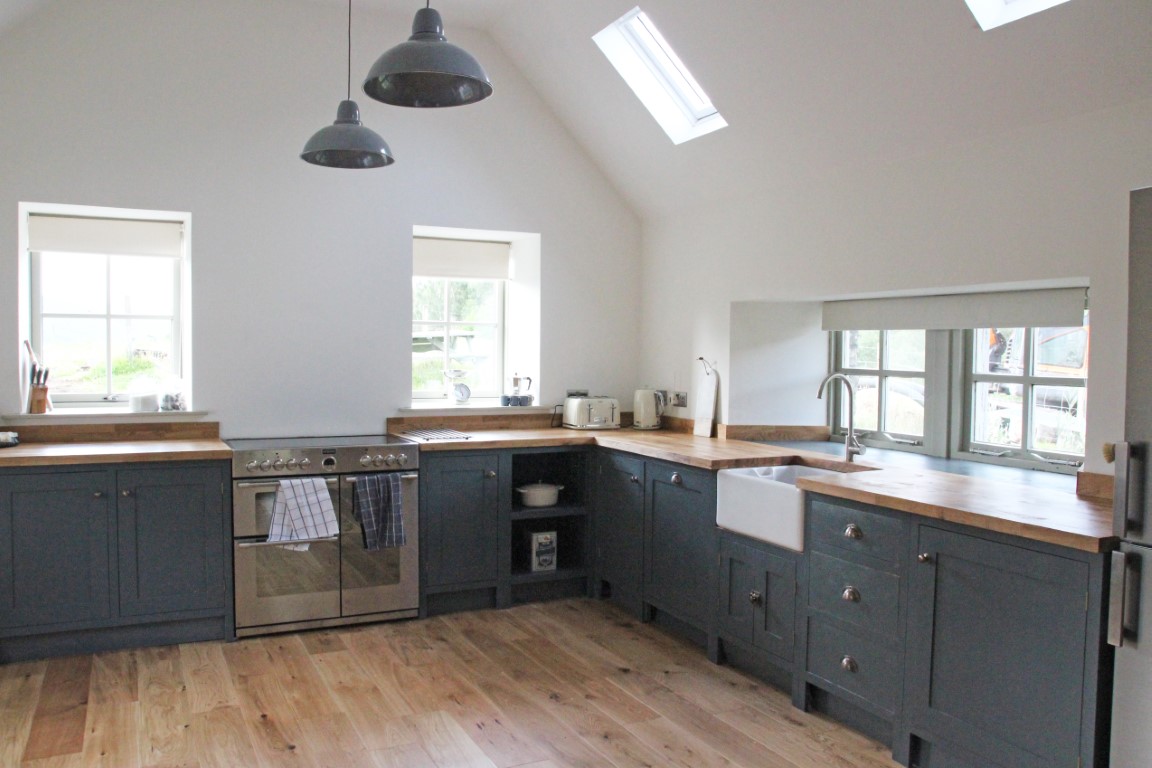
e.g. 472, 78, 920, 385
413, 237, 510, 279
822, 287, 1087, 331
27, 214, 183, 256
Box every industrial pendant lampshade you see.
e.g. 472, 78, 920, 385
302, 0, 394, 169
362, 2, 492, 108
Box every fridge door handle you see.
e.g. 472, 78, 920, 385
1114, 442, 1145, 538
1109, 551, 1129, 647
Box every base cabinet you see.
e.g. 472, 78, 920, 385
0, 461, 230, 661
421, 452, 501, 590
717, 531, 797, 672
593, 451, 645, 616
904, 525, 1108, 768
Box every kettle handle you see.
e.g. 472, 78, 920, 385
657, 390, 665, 415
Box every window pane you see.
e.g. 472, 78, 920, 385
1033, 327, 1088, 379
412, 323, 446, 391
838, 374, 878, 432
885, 330, 925, 372
842, 330, 879, 369
971, 382, 1023, 447
110, 319, 175, 393
41, 317, 107, 394
449, 280, 499, 323
974, 327, 1024, 375
412, 278, 445, 322
1032, 385, 1086, 455
448, 325, 499, 391
884, 377, 924, 437
40, 252, 107, 314
110, 256, 174, 315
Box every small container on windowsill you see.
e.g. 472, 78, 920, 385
28, 386, 49, 415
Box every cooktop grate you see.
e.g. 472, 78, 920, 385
401, 428, 472, 441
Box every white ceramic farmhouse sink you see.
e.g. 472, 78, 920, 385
716, 464, 847, 552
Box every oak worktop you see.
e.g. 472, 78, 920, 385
402, 427, 1115, 553
0, 439, 232, 467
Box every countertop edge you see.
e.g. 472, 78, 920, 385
0, 439, 232, 467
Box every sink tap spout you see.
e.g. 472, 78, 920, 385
817, 373, 864, 463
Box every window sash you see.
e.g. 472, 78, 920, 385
412, 278, 505, 399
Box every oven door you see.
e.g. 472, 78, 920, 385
340, 472, 420, 616
233, 477, 341, 630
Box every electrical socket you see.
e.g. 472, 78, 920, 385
671, 391, 688, 408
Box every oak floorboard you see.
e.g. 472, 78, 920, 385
4, 598, 903, 768
21, 655, 91, 762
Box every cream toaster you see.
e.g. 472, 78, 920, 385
562, 397, 620, 429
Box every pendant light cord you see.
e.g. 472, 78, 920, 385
346, 0, 352, 100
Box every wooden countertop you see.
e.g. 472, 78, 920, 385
402, 427, 1116, 553
0, 439, 232, 467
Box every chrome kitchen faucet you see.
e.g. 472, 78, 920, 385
817, 373, 864, 463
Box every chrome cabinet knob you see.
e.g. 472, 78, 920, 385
917, 552, 932, 563
93, 491, 105, 498
485, 470, 497, 479
120, 489, 132, 498
843, 523, 863, 539
671, 472, 683, 485
630, 475, 640, 484
749, 590, 763, 605
841, 586, 861, 602
840, 655, 859, 673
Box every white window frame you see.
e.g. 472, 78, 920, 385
411, 276, 506, 400
19, 203, 191, 409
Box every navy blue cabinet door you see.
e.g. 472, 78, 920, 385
644, 462, 716, 628
422, 453, 500, 587
718, 533, 796, 662
593, 451, 645, 615
0, 472, 111, 627
905, 525, 1090, 768
117, 465, 226, 617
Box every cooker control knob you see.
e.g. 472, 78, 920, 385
272, 459, 285, 471
384, 454, 397, 467
396, 453, 408, 466
259, 460, 272, 471
245, 461, 259, 472
286, 459, 298, 470
373, 454, 386, 467
299, 458, 312, 469
360, 454, 372, 467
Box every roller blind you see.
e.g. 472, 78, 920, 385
413, 237, 510, 279
27, 214, 184, 257
821, 287, 1088, 331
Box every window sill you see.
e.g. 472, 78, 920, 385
400, 399, 554, 416
1, 410, 211, 427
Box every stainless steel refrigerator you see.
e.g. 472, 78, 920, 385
1110, 186, 1152, 767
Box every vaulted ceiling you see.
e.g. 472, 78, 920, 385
4, 0, 1151, 219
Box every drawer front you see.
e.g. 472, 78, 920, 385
808, 550, 900, 637
809, 498, 903, 564
807, 618, 900, 714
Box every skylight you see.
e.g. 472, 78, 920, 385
964, 0, 1073, 30
593, 7, 727, 145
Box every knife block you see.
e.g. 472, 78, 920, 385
28, 385, 49, 414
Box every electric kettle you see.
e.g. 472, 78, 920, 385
633, 389, 665, 430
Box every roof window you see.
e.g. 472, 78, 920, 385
593, 7, 727, 145
964, 0, 1073, 30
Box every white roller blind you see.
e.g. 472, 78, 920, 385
822, 287, 1087, 331
413, 237, 510, 279
27, 214, 183, 257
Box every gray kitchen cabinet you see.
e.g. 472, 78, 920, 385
420, 451, 502, 592
795, 494, 910, 750
716, 531, 798, 684
903, 524, 1110, 768
644, 459, 717, 642
593, 450, 646, 617
0, 461, 231, 662
0, 471, 111, 629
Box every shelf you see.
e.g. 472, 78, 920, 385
510, 567, 588, 585
510, 503, 587, 521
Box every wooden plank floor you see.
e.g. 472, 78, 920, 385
1, 599, 901, 767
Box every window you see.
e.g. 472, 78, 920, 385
964, 319, 1088, 462
412, 277, 504, 398
593, 7, 727, 145
23, 206, 189, 407
832, 330, 927, 444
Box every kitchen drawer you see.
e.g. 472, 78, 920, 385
807, 618, 900, 715
808, 550, 899, 638
809, 497, 903, 565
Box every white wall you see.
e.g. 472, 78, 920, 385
642, 97, 1152, 472
0, 0, 641, 438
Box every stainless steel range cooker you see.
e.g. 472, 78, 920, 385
226, 435, 419, 637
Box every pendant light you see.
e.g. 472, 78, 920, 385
362, 2, 492, 108
301, 0, 394, 169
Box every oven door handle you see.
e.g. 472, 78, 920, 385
342, 473, 419, 484
236, 478, 339, 489
236, 535, 339, 549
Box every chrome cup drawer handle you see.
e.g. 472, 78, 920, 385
841, 586, 861, 602
840, 655, 859, 674
843, 523, 863, 539
748, 590, 763, 605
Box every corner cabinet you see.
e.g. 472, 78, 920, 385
593, 451, 646, 617
0, 461, 231, 662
